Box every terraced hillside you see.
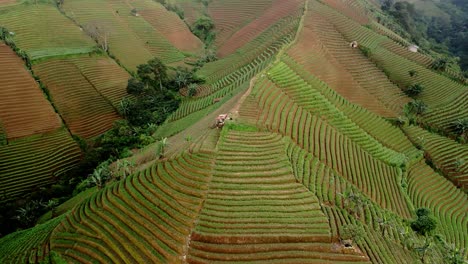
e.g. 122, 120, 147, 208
0, 129, 82, 202
61, 0, 189, 70
0, 4, 95, 59
188, 131, 370, 263
33, 56, 127, 139
1, 0, 467, 262
0, 42, 61, 140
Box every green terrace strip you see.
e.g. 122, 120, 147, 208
131, 0, 204, 55
323, 207, 416, 264
267, 61, 408, 167
284, 137, 412, 221
403, 125, 468, 191
0, 42, 61, 140
0, 215, 65, 263
188, 130, 371, 263
407, 160, 468, 253
51, 153, 214, 263
281, 55, 420, 160
0, 128, 82, 202
249, 76, 411, 217
0, 4, 95, 60
61, 0, 186, 70
33, 57, 124, 139
371, 47, 468, 132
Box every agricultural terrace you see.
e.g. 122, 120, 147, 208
207, 0, 275, 49
162, 10, 301, 135
188, 130, 370, 263
0, 43, 61, 140
322, 0, 370, 25
62, 0, 186, 71
33, 57, 121, 139
407, 161, 468, 253
371, 47, 467, 132
250, 74, 412, 218
0, 4, 95, 60
216, 0, 303, 57
404, 125, 468, 191
0, 129, 81, 202
0, 215, 65, 263
51, 153, 214, 263
133, 0, 204, 55
287, 9, 397, 117
67, 56, 130, 107
304, 2, 410, 114
173, 0, 204, 25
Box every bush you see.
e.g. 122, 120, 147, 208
404, 83, 424, 97
411, 208, 437, 236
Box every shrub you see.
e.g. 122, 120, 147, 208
407, 100, 428, 115
404, 83, 424, 97
411, 208, 437, 236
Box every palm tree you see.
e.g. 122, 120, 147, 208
45, 199, 59, 218
450, 118, 468, 137
89, 167, 107, 189
148, 58, 168, 91
159, 137, 169, 159
408, 100, 428, 115
117, 160, 135, 180
376, 215, 393, 237
187, 83, 198, 97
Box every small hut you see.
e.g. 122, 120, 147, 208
350, 41, 358, 48
408, 44, 419, 53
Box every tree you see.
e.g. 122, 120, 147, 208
409, 70, 418, 77
192, 15, 215, 43
443, 243, 466, 264
159, 137, 169, 159
407, 100, 428, 115
431, 58, 449, 71
84, 21, 110, 52
88, 164, 110, 190
411, 208, 437, 236
339, 224, 365, 246
450, 118, 468, 137
116, 160, 135, 180
188, 83, 198, 97
405, 84, 424, 97
45, 199, 59, 218
126, 77, 145, 95
137, 58, 168, 91
376, 215, 393, 237
339, 188, 368, 219
382, 0, 395, 11
414, 238, 433, 263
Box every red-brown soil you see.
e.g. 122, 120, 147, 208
217, 0, 303, 58
0, 43, 61, 140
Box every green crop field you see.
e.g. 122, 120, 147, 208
61, 0, 187, 70
0, 128, 81, 202
0, 3, 95, 59
0, 0, 467, 262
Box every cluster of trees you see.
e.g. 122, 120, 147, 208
192, 15, 216, 46
0, 57, 204, 236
